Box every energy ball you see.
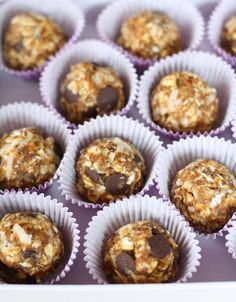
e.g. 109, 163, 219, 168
0, 127, 61, 190
3, 12, 66, 70
59, 62, 126, 124
117, 11, 182, 60
150, 71, 219, 133
171, 159, 236, 233
0, 212, 64, 284
76, 137, 146, 204
104, 220, 180, 284
221, 16, 236, 56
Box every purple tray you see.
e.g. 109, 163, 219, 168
0, 0, 236, 291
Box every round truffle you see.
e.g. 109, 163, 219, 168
76, 137, 146, 204
221, 16, 236, 56
150, 71, 219, 133
0, 212, 64, 284
104, 220, 180, 284
59, 62, 126, 124
3, 12, 66, 70
171, 159, 236, 233
0, 127, 61, 190
117, 11, 182, 60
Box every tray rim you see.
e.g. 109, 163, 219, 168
0, 282, 236, 301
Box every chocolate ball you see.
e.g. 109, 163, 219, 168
117, 11, 182, 60
59, 62, 126, 124
104, 220, 180, 284
171, 159, 236, 233
3, 12, 66, 70
221, 16, 236, 56
150, 71, 219, 133
76, 137, 146, 204
0, 212, 64, 284
0, 127, 60, 190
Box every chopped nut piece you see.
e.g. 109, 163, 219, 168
13, 224, 32, 246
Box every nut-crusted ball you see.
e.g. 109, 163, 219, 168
150, 71, 219, 133
3, 12, 66, 70
221, 16, 236, 56
0, 212, 64, 284
117, 11, 182, 60
171, 159, 236, 233
0, 128, 61, 190
104, 220, 180, 284
59, 62, 126, 124
76, 137, 146, 204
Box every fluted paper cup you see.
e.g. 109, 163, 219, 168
0, 102, 71, 194
208, 0, 236, 68
84, 195, 201, 284
97, 0, 204, 71
58, 115, 163, 209
0, 0, 85, 80
231, 119, 236, 140
225, 219, 236, 260
156, 136, 236, 238
138, 51, 236, 138
40, 39, 138, 128
0, 191, 80, 284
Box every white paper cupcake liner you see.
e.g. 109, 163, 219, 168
40, 39, 138, 128
225, 219, 236, 260
0, 0, 85, 80
231, 119, 236, 140
0, 191, 80, 284
156, 135, 236, 238
97, 0, 204, 71
58, 115, 163, 209
137, 51, 236, 138
0, 102, 72, 194
84, 194, 201, 284
208, 0, 236, 69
